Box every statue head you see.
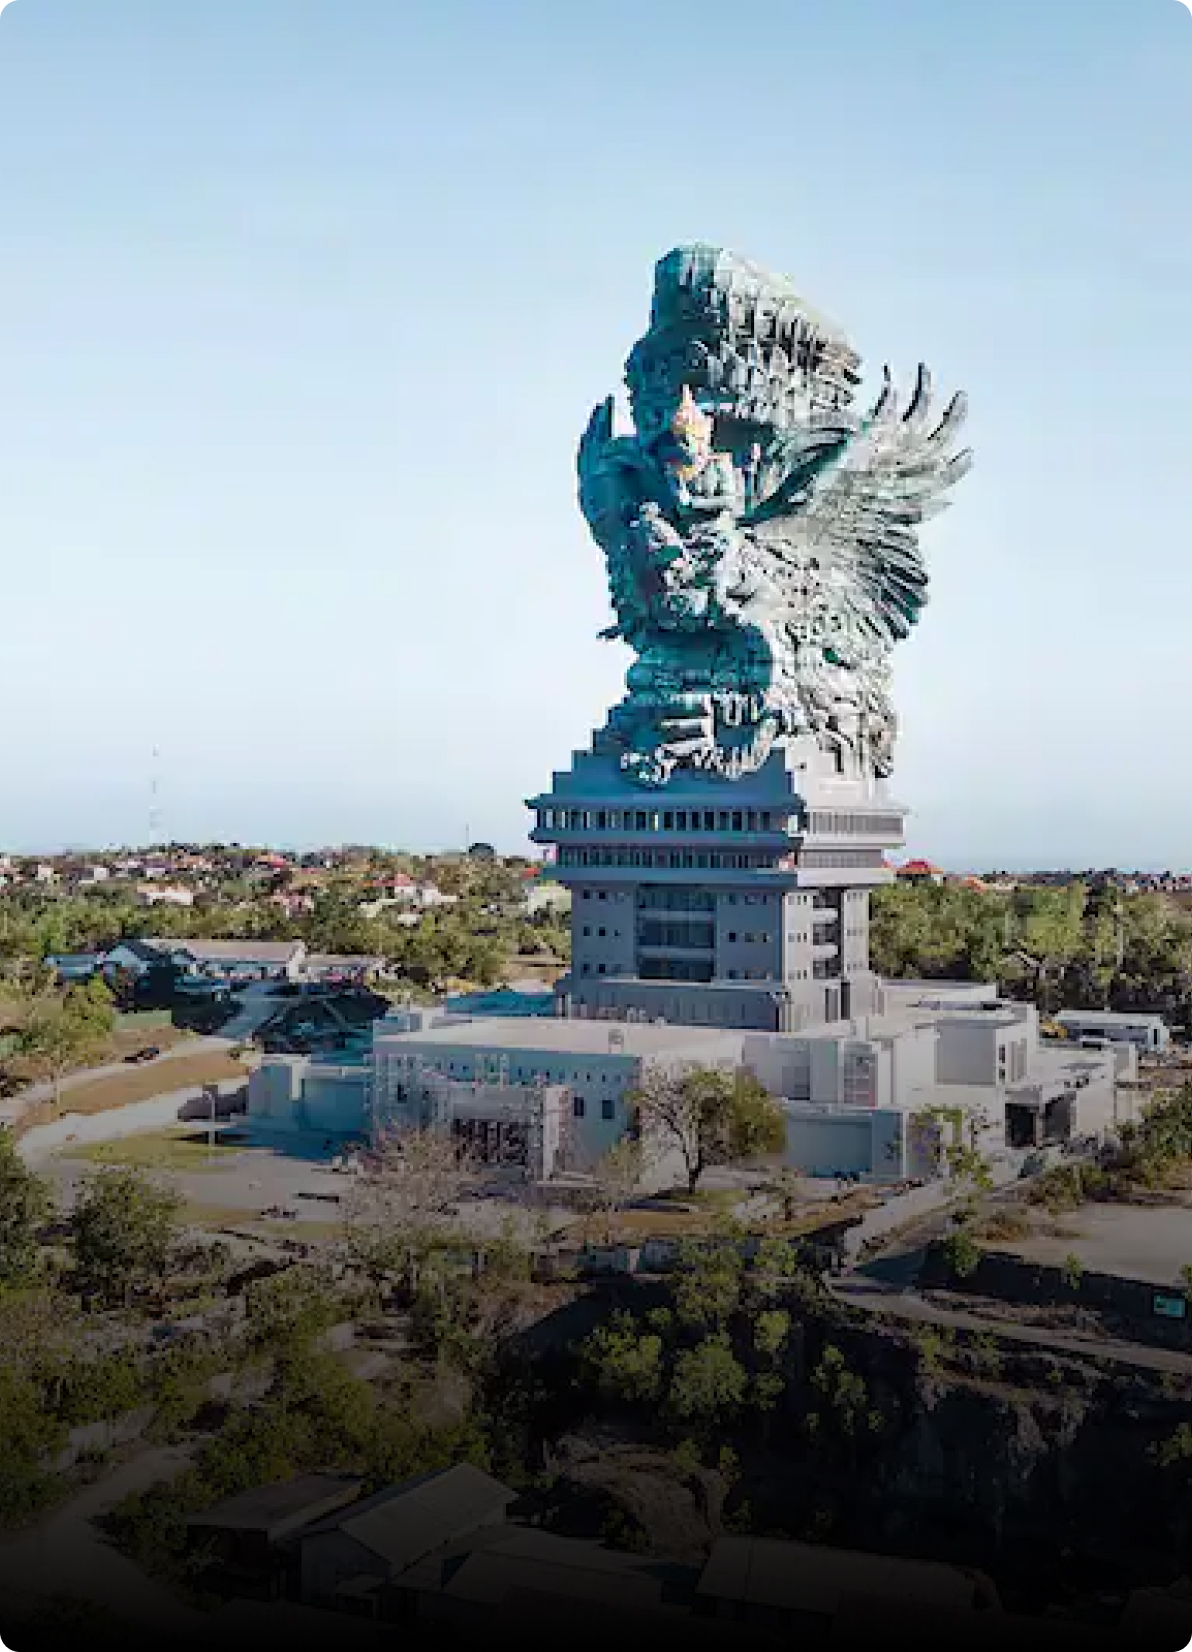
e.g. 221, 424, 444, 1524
661, 384, 714, 475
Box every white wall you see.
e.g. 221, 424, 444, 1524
935, 1019, 1000, 1086
887, 1024, 937, 1108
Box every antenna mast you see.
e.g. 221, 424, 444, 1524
149, 747, 164, 848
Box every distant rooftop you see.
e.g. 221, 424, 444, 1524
147, 938, 305, 963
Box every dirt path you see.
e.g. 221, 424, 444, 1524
0, 1445, 198, 1635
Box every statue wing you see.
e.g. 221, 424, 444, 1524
577, 397, 621, 554
788, 365, 972, 648
577, 398, 656, 643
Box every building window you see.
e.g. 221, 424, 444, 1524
573, 1096, 586, 1118
728, 932, 737, 943
601, 1099, 615, 1121
598, 928, 606, 938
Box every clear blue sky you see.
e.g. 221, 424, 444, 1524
1, 0, 1189, 868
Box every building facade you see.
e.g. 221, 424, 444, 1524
529, 740, 903, 1033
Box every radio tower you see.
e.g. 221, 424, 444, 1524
148, 747, 164, 850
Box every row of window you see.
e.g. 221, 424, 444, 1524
808, 812, 902, 837
635, 888, 715, 913
639, 958, 715, 983
574, 931, 839, 956
579, 965, 832, 984
560, 848, 776, 870
638, 921, 715, 950
574, 933, 845, 957
800, 851, 885, 869
539, 807, 782, 834
599, 887, 776, 910
377, 1057, 626, 1089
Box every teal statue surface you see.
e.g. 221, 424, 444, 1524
577, 245, 972, 788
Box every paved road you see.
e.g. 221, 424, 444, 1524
829, 1272, 1192, 1376
0, 988, 280, 1133
0, 1445, 197, 1636
833, 1161, 1192, 1376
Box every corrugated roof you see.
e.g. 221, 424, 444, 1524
146, 938, 304, 963
696, 1536, 977, 1616
186, 1474, 362, 1538
440, 1549, 663, 1608
335, 1465, 516, 1572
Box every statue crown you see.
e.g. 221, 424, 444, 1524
670, 385, 712, 438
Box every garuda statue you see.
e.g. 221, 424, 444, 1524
578, 245, 972, 789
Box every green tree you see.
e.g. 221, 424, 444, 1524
941, 1225, 982, 1280
628, 1063, 785, 1194
672, 1241, 744, 1332
0, 1132, 52, 1288
808, 1344, 881, 1458
16, 983, 114, 1111
667, 1335, 748, 1425
70, 1168, 182, 1306
580, 1313, 666, 1406
68, 975, 116, 1038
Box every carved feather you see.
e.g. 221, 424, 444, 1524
752, 364, 972, 649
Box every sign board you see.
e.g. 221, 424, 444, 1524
1153, 1293, 1187, 1320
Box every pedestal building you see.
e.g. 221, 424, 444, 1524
530, 740, 903, 1031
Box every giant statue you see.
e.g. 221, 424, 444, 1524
577, 245, 972, 788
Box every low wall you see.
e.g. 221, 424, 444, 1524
920, 1246, 1192, 1351
842, 1154, 1026, 1261
534, 1227, 856, 1281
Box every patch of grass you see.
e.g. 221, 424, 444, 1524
178, 1200, 344, 1243
975, 1207, 1033, 1242
58, 1129, 242, 1174
17, 1051, 245, 1135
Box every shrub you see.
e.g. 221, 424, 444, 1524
941, 1227, 982, 1280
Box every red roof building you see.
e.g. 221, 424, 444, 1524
897, 859, 944, 883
